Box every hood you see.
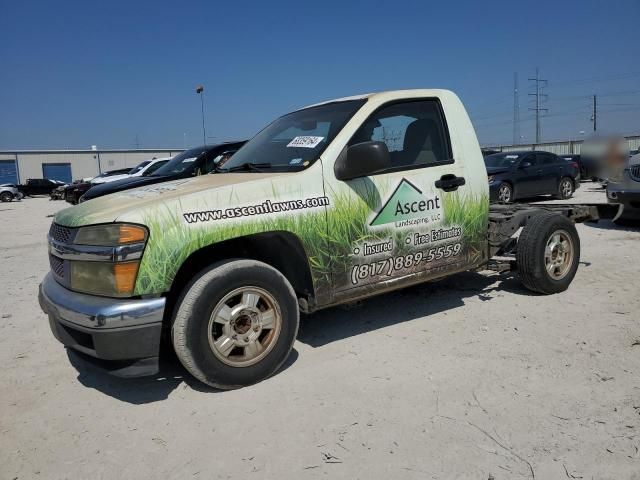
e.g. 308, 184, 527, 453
55, 172, 286, 227
91, 174, 131, 184
485, 166, 511, 175
82, 174, 173, 201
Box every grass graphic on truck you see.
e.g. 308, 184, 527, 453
134, 183, 488, 297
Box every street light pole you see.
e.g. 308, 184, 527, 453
196, 85, 207, 145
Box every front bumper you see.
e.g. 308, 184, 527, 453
607, 189, 640, 220
39, 272, 166, 377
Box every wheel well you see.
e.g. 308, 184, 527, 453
163, 231, 315, 323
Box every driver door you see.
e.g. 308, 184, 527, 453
322, 98, 486, 299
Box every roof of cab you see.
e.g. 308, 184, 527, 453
301, 89, 454, 110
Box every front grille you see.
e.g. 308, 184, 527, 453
49, 223, 74, 243
629, 165, 640, 182
49, 254, 65, 279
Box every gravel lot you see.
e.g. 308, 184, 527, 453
1, 183, 639, 480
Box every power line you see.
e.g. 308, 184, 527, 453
528, 67, 548, 143
513, 72, 520, 145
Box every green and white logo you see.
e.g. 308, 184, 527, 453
370, 178, 441, 227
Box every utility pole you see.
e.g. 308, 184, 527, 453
196, 85, 207, 145
513, 72, 520, 145
134, 134, 140, 149
528, 67, 548, 144
591, 95, 597, 132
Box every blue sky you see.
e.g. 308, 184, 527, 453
1, 0, 639, 150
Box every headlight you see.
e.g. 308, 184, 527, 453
70, 261, 140, 297
488, 175, 495, 183
74, 224, 147, 246
65, 223, 147, 297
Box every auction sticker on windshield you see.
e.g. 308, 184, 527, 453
287, 136, 324, 148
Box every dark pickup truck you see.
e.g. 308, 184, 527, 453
18, 178, 66, 197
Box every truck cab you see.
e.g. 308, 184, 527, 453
39, 89, 591, 389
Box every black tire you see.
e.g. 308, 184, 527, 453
516, 212, 580, 294
556, 177, 574, 199
497, 182, 513, 203
0, 192, 13, 202
172, 259, 299, 389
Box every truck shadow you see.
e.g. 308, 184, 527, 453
298, 270, 533, 348
67, 271, 531, 403
67, 346, 299, 403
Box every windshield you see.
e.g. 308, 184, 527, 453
128, 160, 151, 175
484, 153, 521, 168
221, 99, 367, 172
152, 147, 209, 176
142, 159, 169, 176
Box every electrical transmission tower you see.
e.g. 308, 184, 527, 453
513, 72, 520, 145
528, 68, 548, 144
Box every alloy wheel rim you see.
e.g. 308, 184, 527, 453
561, 180, 572, 198
544, 229, 574, 280
208, 286, 282, 367
499, 184, 511, 202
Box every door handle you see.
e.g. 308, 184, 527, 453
434, 174, 465, 192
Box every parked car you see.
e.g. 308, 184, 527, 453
485, 151, 580, 203
40, 89, 611, 388
90, 157, 171, 185
0, 184, 23, 202
79, 142, 245, 202
18, 178, 65, 197
559, 154, 584, 181
64, 167, 147, 205
607, 152, 640, 223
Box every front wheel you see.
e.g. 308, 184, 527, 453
172, 259, 299, 389
0, 192, 13, 202
516, 212, 580, 294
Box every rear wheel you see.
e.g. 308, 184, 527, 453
172, 259, 299, 389
0, 192, 13, 202
557, 177, 574, 199
516, 212, 580, 294
498, 182, 513, 203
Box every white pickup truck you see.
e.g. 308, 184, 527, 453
39, 89, 613, 389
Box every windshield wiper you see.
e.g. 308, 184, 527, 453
219, 162, 272, 173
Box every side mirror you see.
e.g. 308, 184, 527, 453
334, 141, 391, 181
520, 161, 532, 169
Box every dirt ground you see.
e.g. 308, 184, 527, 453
1, 183, 639, 480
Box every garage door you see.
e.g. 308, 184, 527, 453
42, 163, 72, 183
0, 160, 17, 185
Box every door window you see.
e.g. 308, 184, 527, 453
521, 154, 537, 166
348, 99, 452, 171
537, 152, 557, 165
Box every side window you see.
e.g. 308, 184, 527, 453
349, 99, 452, 170
523, 154, 537, 166
537, 153, 555, 165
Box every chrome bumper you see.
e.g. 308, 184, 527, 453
39, 273, 166, 376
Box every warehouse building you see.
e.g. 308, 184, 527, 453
0, 148, 183, 185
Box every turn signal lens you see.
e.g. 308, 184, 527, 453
118, 225, 146, 244
114, 262, 140, 294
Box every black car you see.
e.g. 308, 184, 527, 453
485, 151, 580, 203
80, 142, 246, 202
64, 168, 132, 205
18, 178, 65, 197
